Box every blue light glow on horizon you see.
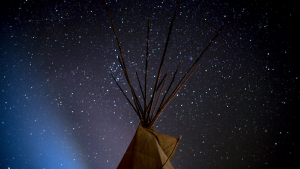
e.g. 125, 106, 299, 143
1, 100, 85, 169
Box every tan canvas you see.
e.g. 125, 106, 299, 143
117, 123, 181, 169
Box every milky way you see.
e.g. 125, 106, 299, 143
1, 0, 298, 168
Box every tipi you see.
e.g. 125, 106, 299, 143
104, 1, 224, 168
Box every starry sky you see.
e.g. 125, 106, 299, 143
0, 0, 299, 168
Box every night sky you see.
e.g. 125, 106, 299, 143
1, 0, 299, 168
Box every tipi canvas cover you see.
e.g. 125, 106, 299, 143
117, 123, 181, 169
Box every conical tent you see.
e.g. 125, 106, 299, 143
117, 123, 181, 169
104, 0, 224, 168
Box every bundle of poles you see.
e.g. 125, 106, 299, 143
105, 0, 225, 129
